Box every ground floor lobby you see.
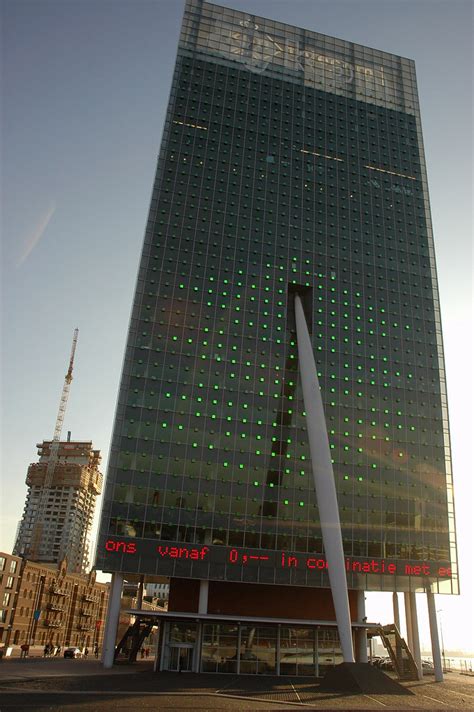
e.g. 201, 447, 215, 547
152, 613, 366, 676
108, 578, 371, 676
102, 576, 445, 683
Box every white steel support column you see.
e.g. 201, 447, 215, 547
355, 590, 368, 663
404, 591, 414, 653
102, 572, 124, 669
294, 294, 355, 663
194, 623, 203, 673
276, 626, 281, 676
236, 626, 242, 675
315, 629, 319, 677
393, 592, 400, 631
427, 590, 443, 682
153, 622, 162, 672
136, 576, 144, 609
159, 622, 168, 671
408, 592, 423, 680
198, 580, 209, 614
393, 592, 402, 669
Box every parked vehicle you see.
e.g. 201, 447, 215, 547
370, 656, 385, 667
422, 660, 435, 674
379, 657, 394, 671
63, 647, 82, 659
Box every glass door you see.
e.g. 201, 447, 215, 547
168, 645, 193, 672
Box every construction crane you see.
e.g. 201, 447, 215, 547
51, 328, 79, 443
27, 329, 79, 561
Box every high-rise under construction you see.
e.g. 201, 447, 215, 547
14, 438, 102, 573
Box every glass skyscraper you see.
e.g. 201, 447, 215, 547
96, 0, 458, 675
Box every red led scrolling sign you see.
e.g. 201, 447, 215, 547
104, 538, 452, 578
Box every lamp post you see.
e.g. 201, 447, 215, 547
437, 609, 445, 671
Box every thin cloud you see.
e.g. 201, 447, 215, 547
17, 200, 56, 266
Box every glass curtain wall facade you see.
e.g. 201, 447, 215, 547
96, 0, 458, 598
163, 620, 340, 675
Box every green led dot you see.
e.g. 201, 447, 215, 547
284, 499, 289, 505
253, 481, 259, 486
299, 501, 304, 507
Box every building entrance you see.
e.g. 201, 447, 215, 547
161, 621, 198, 672
168, 644, 193, 672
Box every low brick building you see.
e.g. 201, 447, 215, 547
0, 552, 108, 651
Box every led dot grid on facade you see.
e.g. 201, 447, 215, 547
96, 0, 457, 599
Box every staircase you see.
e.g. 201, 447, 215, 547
114, 618, 154, 662
370, 624, 419, 680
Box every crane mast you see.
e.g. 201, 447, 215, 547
52, 328, 78, 442
27, 329, 79, 560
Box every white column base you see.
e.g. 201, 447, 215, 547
102, 572, 123, 668
355, 591, 368, 663
408, 592, 423, 680
427, 590, 443, 682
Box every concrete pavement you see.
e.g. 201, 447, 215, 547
0, 655, 150, 682
2, 657, 474, 709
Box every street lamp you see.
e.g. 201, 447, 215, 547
437, 609, 446, 671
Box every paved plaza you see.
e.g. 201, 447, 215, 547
1, 657, 474, 710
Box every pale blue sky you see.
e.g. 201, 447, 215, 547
1, 0, 472, 651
